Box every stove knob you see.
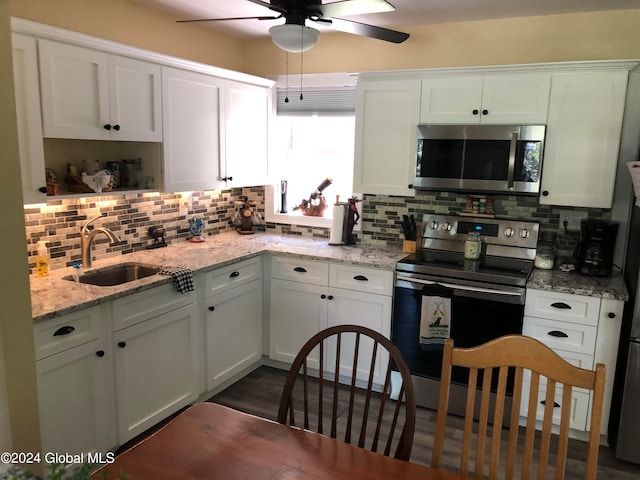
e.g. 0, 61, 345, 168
429, 221, 439, 230
440, 222, 452, 231
520, 228, 530, 239
503, 227, 515, 237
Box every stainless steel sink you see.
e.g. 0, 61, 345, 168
64, 263, 163, 286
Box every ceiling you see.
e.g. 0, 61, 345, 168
131, 0, 640, 40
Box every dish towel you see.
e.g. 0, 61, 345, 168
420, 284, 453, 347
160, 267, 194, 294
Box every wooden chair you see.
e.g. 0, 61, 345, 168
277, 324, 416, 461
431, 335, 605, 479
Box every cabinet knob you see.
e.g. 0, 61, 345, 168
353, 275, 368, 282
608, 312, 616, 319
229, 271, 240, 278
328, 295, 334, 300
118, 341, 126, 348
321, 294, 326, 299
112, 124, 120, 131
472, 109, 479, 115
542, 191, 549, 197
293, 267, 307, 273
209, 306, 215, 311
482, 109, 489, 115
222, 176, 234, 182
96, 350, 105, 358
39, 186, 48, 194
53, 325, 75, 336
104, 124, 112, 130
540, 400, 561, 408
408, 184, 414, 189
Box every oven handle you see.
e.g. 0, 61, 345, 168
396, 275, 523, 298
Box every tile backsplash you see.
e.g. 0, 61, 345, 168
24, 187, 609, 273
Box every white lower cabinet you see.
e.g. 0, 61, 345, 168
269, 256, 393, 385
522, 288, 623, 436
204, 257, 263, 390
112, 285, 202, 444
34, 306, 116, 456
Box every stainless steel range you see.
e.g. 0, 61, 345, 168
392, 213, 539, 417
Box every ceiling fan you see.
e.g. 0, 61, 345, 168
177, 0, 410, 53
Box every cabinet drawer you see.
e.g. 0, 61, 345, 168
525, 289, 600, 326
520, 379, 590, 431
523, 316, 597, 356
329, 264, 393, 296
271, 256, 329, 286
204, 256, 262, 298
34, 306, 101, 360
112, 283, 195, 331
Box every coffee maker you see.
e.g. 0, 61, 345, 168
574, 219, 619, 276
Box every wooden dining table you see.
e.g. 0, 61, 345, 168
91, 402, 465, 479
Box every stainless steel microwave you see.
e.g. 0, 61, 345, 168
415, 124, 546, 195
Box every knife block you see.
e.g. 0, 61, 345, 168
402, 240, 417, 253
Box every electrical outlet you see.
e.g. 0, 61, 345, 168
559, 210, 588, 232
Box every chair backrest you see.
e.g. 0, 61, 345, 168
277, 324, 416, 461
431, 335, 605, 480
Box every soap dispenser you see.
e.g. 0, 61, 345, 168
36, 240, 50, 276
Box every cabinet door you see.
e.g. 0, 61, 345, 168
38, 39, 111, 140
223, 81, 271, 187
480, 74, 550, 124
12, 33, 46, 204
593, 298, 623, 433
36, 339, 116, 455
162, 67, 224, 192
206, 279, 263, 390
114, 304, 201, 444
540, 71, 628, 208
269, 278, 327, 368
353, 79, 420, 196
326, 288, 392, 385
108, 55, 162, 142
420, 76, 483, 124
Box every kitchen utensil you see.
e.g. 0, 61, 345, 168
280, 180, 288, 214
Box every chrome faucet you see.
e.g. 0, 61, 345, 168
80, 215, 121, 268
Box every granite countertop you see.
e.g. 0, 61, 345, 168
30, 232, 407, 322
527, 267, 628, 301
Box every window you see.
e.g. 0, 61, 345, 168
265, 77, 357, 229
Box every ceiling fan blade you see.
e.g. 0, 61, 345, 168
246, 0, 287, 15
319, 17, 409, 43
311, 0, 394, 18
177, 15, 280, 23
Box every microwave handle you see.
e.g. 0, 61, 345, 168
507, 132, 518, 189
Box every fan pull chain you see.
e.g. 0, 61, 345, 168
284, 52, 289, 103
300, 25, 304, 101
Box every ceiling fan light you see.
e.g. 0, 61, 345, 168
269, 24, 320, 53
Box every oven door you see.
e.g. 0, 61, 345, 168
392, 274, 525, 413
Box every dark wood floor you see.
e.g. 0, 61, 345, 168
209, 366, 640, 480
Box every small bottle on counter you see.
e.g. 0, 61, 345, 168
36, 241, 50, 277
464, 232, 482, 260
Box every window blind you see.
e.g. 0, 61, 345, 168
276, 87, 356, 116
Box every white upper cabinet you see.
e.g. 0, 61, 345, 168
353, 79, 421, 196
162, 67, 224, 192
12, 33, 47, 204
420, 74, 551, 124
222, 81, 272, 188
38, 39, 162, 141
540, 71, 628, 208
